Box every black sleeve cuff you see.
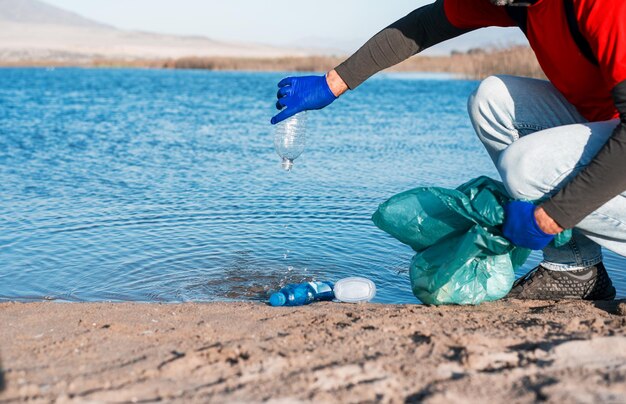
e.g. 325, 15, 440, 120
540, 199, 576, 230
334, 63, 361, 91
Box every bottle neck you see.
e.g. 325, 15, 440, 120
281, 158, 294, 171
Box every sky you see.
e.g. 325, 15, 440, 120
43, 0, 526, 53
44, 0, 426, 49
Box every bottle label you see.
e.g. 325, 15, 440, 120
308, 282, 334, 300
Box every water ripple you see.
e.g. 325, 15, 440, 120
0, 68, 624, 303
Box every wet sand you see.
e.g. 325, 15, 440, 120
1, 300, 626, 403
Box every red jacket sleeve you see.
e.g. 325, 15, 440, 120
579, 0, 626, 88
444, 0, 516, 30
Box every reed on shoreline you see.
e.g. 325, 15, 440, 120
1, 46, 545, 80
394, 46, 545, 79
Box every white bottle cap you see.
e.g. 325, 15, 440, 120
333, 277, 376, 303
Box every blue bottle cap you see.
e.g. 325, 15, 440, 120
269, 292, 286, 307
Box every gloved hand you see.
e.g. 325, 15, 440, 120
271, 75, 337, 125
503, 201, 555, 250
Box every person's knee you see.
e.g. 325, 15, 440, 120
467, 75, 510, 125
468, 76, 516, 153
499, 139, 549, 201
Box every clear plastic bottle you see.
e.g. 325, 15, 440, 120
274, 112, 307, 171
269, 280, 334, 307
333, 277, 377, 303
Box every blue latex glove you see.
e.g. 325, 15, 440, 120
271, 75, 337, 125
503, 201, 555, 250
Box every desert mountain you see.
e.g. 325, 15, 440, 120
0, 0, 309, 63
0, 0, 108, 27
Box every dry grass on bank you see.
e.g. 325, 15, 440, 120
159, 55, 343, 73
1, 46, 546, 80
395, 46, 546, 79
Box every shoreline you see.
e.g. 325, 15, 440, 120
1, 300, 625, 402
0, 46, 546, 80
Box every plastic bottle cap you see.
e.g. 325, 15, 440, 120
269, 292, 286, 307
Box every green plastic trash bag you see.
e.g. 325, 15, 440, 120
372, 176, 570, 305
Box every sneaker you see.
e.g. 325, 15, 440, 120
507, 262, 616, 301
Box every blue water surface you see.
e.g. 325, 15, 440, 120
0, 68, 624, 303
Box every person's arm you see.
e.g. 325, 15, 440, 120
540, 82, 626, 229
333, 0, 470, 91
272, 0, 470, 125
273, 0, 515, 124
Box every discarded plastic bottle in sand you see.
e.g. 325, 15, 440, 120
274, 112, 307, 171
269, 280, 334, 307
333, 277, 377, 303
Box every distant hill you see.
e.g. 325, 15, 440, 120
0, 0, 107, 28
0, 0, 310, 64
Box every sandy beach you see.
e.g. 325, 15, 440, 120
1, 300, 625, 403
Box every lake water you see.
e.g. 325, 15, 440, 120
0, 68, 624, 304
